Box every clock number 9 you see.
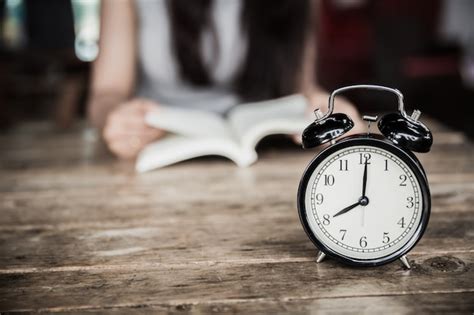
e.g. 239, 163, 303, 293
359, 236, 367, 248
315, 193, 324, 205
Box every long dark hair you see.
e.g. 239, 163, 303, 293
168, 0, 313, 102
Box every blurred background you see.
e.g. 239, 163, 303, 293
0, 0, 472, 137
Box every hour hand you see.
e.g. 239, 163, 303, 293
333, 201, 360, 218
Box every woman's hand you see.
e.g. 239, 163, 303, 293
306, 89, 364, 133
293, 88, 365, 144
103, 99, 165, 159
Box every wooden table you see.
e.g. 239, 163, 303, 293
0, 119, 473, 313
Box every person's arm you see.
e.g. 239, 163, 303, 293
88, 0, 136, 128
87, 0, 164, 159
299, 2, 363, 133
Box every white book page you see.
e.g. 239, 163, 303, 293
145, 106, 233, 139
227, 94, 311, 148
136, 135, 257, 172
137, 96, 310, 172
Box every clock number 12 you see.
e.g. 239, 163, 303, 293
359, 153, 371, 165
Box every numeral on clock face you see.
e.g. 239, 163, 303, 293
399, 174, 407, 186
406, 197, 414, 208
339, 159, 348, 171
322, 214, 330, 225
359, 153, 371, 164
398, 217, 405, 228
324, 174, 335, 186
315, 193, 324, 205
339, 229, 347, 240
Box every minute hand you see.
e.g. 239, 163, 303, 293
362, 161, 368, 197
333, 201, 360, 218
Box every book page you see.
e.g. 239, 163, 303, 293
136, 135, 257, 172
145, 106, 233, 139
227, 94, 311, 148
137, 96, 310, 172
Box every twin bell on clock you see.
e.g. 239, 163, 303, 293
297, 84, 433, 269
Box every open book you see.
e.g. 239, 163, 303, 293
136, 94, 311, 172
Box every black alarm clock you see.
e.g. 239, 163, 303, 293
297, 85, 433, 268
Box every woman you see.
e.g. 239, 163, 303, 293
88, 0, 362, 159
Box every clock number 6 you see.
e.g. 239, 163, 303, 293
359, 236, 367, 248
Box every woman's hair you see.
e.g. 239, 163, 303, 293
168, 0, 313, 102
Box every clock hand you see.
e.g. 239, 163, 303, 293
333, 200, 361, 218
333, 160, 370, 219
362, 161, 368, 197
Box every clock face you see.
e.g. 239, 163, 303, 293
299, 138, 430, 265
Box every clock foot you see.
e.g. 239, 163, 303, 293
316, 251, 326, 263
400, 255, 411, 269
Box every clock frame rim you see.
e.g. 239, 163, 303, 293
297, 134, 431, 267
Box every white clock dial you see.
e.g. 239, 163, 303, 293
304, 145, 423, 260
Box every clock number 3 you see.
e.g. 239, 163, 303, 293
406, 196, 414, 208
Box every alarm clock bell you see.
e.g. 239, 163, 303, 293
302, 112, 354, 149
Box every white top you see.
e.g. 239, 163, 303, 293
135, 0, 247, 114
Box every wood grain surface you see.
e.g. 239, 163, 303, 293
0, 119, 473, 313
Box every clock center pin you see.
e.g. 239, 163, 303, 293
359, 196, 369, 206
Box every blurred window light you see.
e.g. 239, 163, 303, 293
3, 0, 27, 50
440, 0, 474, 88
71, 0, 100, 62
